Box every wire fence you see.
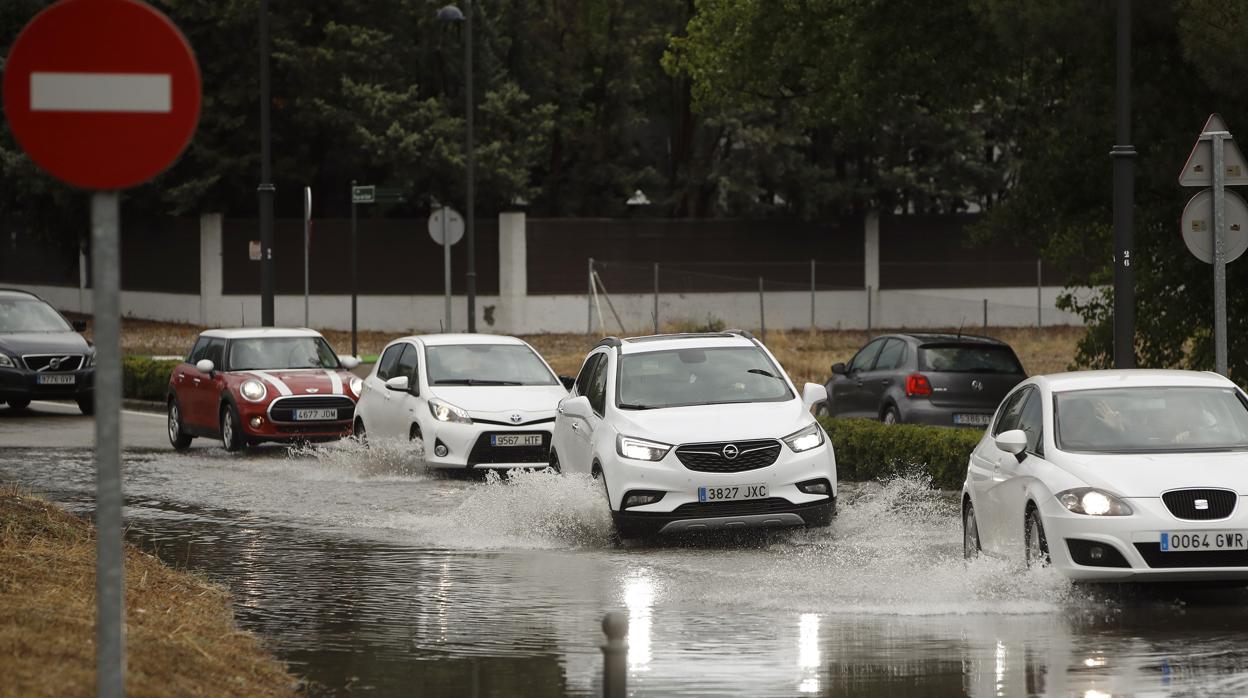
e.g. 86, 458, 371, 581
585, 258, 1080, 338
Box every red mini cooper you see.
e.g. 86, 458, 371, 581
166, 328, 362, 451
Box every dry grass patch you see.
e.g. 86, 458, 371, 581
0, 484, 298, 697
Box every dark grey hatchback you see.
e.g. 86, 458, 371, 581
0, 289, 95, 413
818, 333, 1025, 428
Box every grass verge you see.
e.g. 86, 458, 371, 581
0, 484, 298, 697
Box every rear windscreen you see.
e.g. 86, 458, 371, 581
918, 344, 1023, 374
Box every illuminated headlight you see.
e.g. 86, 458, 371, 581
783, 423, 825, 452
616, 435, 671, 461
240, 379, 267, 402
1057, 488, 1133, 516
0, 354, 14, 368
429, 398, 472, 424
349, 377, 363, 397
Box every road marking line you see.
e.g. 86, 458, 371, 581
29, 400, 164, 418
31, 72, 172, 113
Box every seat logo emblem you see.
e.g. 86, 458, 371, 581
510, 414, 523, 424
1195, 499, 1209, 510
722, 443, 740, 460
971, 379, 984, 391
305, 388, 319, 393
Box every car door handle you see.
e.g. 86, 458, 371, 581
855, 379, 865, 386
570, 421, 579, 430
192, 378, 201, 385
879, 379, 891, 385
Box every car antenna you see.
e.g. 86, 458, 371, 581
956, 319, 964, 340
439, 319, 445, 333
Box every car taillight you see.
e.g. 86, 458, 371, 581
905, 373, 932, 397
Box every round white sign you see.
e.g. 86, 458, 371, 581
1181, 189, 1248, 264
428, 207, 465, 246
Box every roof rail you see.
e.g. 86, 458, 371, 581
595, 336, 622, 349
725, 328, 756, 340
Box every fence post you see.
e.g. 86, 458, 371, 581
983, 298, 988, 332
587, 257, 594, 334
653, 262, 659, 335
1036, 258, 1042, 328
601, 612, 628, 698
758, 277, 766, 342
810, 259, 816, 332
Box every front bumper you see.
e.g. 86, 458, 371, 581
0, 367, 94, 402
603, 441, 837, 535
898, 399, 993, 428
235, 400, 354, 442
1038, 494, 1248, 582
422, 419, 554, 469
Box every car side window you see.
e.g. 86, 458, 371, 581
574, 353, 602, 396
993, 387, 1029, 436
376, 344, 404, 381
873, 339, 905, 371
202, 339, 226, 369
187, 337, 209, 363
396, 345, 419, 393
586, 355, 609, 416
850, 339, 885, 373
1017, 389, 1044, 455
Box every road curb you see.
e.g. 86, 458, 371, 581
123, 399, 164, 414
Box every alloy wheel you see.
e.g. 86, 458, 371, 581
1025, 510, 1050, 568
168, 404, 180, 442
963, 505, 980, 559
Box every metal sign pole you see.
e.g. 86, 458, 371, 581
92, 191, 125, 698
1213, 132, 1229, 375
304, 186, 311, 328
443, 210, 452, 333
350, 180, 358, 357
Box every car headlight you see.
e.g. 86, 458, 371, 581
783, 423, 825, 452
616, 435, 671, 461
240, 379, 267, 402
0, 354, 14, 368
349, 377, 363, 397
429, 398, 472, 424
1056, 488, 1133, 516
86, 351, 96, 367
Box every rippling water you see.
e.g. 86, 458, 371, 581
4, 441, 1248, 697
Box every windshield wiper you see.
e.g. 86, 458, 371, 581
617, 402, 656, 410
747, 368, 782, 380
433, 379, 522, 386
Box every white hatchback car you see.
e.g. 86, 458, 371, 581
963, 369, 1248, 581
353, 334, 571, 469
551, 331, 836, 537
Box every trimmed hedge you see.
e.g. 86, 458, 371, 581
818, 417, 983, 491
122, 357, 181, 402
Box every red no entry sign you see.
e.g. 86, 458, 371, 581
3, 0, 201, 190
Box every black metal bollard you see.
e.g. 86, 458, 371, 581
601, 612, 628, 698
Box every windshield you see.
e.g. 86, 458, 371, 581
1055, 386, 1248, 453
919, 344, 1023, 374
616, 346, 793, 409
0, 298, 72, 333
425, 344, 557, 386
228, 337, 341, 371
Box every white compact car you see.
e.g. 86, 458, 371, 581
353, 334, 571, 468
551, 331, 836, 537
962, 369, 1248, 581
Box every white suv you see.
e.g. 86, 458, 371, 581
551, 331, 836, 537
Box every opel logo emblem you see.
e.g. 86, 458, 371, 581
971, 379, 984, 392
510, 414, 523, 424
722, 443, 740, 460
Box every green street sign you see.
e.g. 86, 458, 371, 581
352, 184, 405, 204
351, 185, 375, 204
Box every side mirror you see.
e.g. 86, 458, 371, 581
195, 359, 215, 374
994, 429, 1028, 455
560, 395, 593, 421
385, 375, 410, 392
72, 319, 87, 332
831, 362, 847, 376
340, 355, 361, 370
559, 375, 575, 391
802, 383, 828, 411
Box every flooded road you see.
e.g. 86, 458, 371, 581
3, 405, 1248, 696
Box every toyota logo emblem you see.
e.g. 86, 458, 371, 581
971, 379, 984, 392
722, 443, 740, 460
510, 414, 523, 424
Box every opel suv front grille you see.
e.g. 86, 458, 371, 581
1162, 488, 1237, 521
675, 439, 781, 473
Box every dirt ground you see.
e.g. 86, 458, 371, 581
0, 485, 297, 697
97, 317, 1083, 388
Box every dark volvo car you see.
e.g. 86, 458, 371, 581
819, 333, 1025, 428
0, 289, 95, 413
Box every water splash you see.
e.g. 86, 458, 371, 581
282, 437, 430, 481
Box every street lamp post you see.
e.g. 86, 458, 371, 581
258, 0, 275, 326
1111, 0, 1135, 368
438, 2, 476, 332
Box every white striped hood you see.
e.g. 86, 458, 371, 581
238, 369, 356, 399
